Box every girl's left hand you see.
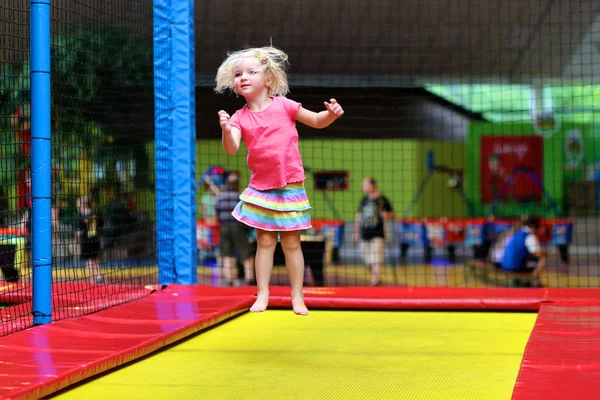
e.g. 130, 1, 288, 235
324, 99, 344, 118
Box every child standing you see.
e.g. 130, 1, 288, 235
215, 46, 344, 315
77, 195, 104, 284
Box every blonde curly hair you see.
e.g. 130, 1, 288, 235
215, 46, 290, 96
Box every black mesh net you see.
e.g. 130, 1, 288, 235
0, 0, 157, 336
0, 0, 34, 336
1, 0, 600, 338
195, 0, 600, 290
50, 1, 156, 321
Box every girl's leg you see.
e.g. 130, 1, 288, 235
280, 231, 308, 316
251, 229, 277, 312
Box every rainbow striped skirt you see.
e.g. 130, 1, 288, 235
232, 182, 312, 232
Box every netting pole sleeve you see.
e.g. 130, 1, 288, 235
171, 0, 197, 284
154, 0, 176, 285
30, 0, 52, 325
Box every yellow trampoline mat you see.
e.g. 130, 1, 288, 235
54, 311, 536, 400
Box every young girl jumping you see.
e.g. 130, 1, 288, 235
215, 46, 344, 316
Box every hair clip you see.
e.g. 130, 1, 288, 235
257, 55, 269, 64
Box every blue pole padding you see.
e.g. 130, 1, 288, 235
30, 0, 52, 325
153, 0, 176, 285
171, 0, 197, 284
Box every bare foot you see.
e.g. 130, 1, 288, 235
250, 291, 269, 312
292, 294, 309, 316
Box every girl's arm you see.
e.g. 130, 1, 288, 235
296, 98, 344, 129
218, 110, 242, 154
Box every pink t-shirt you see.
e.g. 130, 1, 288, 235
230, 96, 305, 191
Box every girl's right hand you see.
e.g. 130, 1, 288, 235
218, 110, 231, 133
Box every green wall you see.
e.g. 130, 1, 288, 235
195, 139, 467, 221
146, 120, 600, 222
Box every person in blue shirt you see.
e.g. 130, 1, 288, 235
500, 216, 547, 285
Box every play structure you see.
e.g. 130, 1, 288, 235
404, 150, 475, 217
488, 166, 561, 217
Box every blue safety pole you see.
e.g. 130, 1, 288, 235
30, 0, 52, 325
171, 0, 197, 284
154, 0, 197, 285
153, 0, 176, 285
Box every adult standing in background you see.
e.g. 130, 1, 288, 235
353, 177, 394, 286
214, 174, 254, 286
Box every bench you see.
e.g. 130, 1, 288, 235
467, 260, 539, 288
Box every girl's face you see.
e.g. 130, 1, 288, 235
233, 57, 270, 98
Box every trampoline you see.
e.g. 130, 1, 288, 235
52, 310, 535, 400
3, 1, 600, 399
2, 285, 599, 400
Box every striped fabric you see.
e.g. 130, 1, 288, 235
232, 182, 312, 231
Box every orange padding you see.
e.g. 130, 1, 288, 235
0, 227, 26, 236
1, 285, 600, 399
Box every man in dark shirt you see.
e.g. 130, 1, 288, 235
353, 177, 394, 286
214, 174, 254, 286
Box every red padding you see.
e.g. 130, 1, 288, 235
2, 285, 600, 399
266, 286, 548, 310
513, 302, 600, 399
0, 227, 26, 236
0, 283, 155, 335
0, 282, 32, 304
0, 286, 253, 399
0, 282, 152, 307
141, 286, 600, 311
